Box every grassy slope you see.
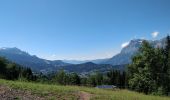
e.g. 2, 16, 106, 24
0, 79, 169, 100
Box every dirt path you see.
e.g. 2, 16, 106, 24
79, 91, 91, 100
0, 85, 44, 100
0, 85, 91, 100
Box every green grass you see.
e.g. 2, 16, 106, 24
0, 79, 169, 100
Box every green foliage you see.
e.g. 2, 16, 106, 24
128, 36, 170, 95
0, 57, 36, 81
0, 57, 8, 78
87, 74, 97, 86
54, 70, 68, 85
52, 69, 126, 88
106, 70, 126, 88
80, 70, 126, 87
53, 70, 81, 85
69, 72, 80, 85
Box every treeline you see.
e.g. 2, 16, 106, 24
48, 70, 126, 88
128, 36, 170, 95
0, 56, 127, 88
0, 57, 36, 81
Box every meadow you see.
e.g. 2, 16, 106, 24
0, 79, 169, 100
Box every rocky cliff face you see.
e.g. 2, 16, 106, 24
102, 37, 166, 65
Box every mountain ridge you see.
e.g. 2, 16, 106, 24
0, 47, 70, 73
0, 37, 167, 73
101, 37, 167, 65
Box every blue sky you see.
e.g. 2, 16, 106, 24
0, 0, 170, 60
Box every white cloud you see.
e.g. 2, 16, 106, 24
51, 54, 57, 57
151, 31, 159, 38
121, 42, 130, 48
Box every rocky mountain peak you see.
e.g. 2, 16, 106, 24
121, 39, 144, 54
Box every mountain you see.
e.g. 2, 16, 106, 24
0, 37, 166, 73
101, 39, 143, 65
0, 47, 119, 74
0, 47, 125, 73
64, 38, 166, 66
59, 62, 126, 74
63, 58, 108, 64
102, 37, 166, 65
0, 47, 69, 72
62, 60, 88, 64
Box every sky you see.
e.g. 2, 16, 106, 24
0, 0, 170, 60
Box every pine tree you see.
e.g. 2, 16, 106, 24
0, 57, 7, 78
95, 72, 103, 85
163, 35, 170, 95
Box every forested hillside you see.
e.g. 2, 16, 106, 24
0, 57, 36, 81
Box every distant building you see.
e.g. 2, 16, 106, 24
95, 85, 117, 89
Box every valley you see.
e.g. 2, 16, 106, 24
0, 37, 167, 74
1, 0, 170, 99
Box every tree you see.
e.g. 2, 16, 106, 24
55, 70, 68, 85
87, 74, 97, 86
106, 70, 126, 88
95, 72, 103, 85
120, 71, 126, 88
6, 63, 20, 80
128, 41, 157, 94
162, 35, 170, 95
0, 57, 7, 78
128, 39, 170, 95
80, 77, 88, 86
0, 57, 35, 81
69, 73, 80, 85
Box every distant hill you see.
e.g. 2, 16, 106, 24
0, 47, 69, 72
0, 47, 122, 74
59, 62, 126, 74
63, 58, 108, 64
